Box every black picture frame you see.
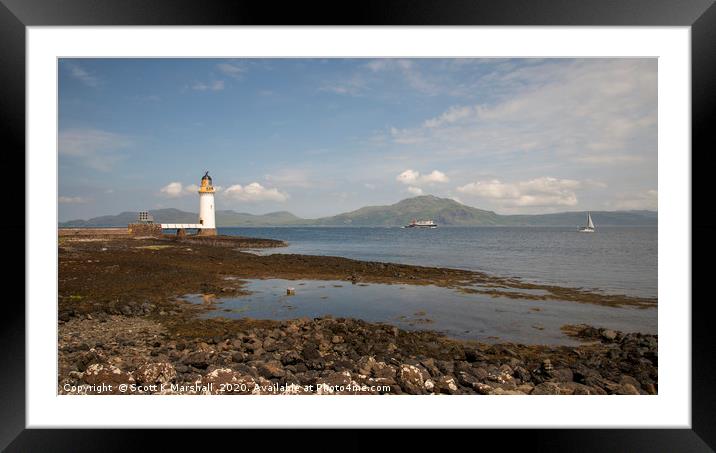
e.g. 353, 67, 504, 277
3, 0, 713, 450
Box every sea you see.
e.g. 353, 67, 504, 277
196, 226, 657, 345
218, 226, 657, 298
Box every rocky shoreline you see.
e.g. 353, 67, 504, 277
58, 234, 657, 395
59, 314, 657, 395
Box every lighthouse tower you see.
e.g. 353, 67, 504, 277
197, 171, 217, 236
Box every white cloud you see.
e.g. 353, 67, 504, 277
58, 196, 88, 204
386, 60, 657, 168
224, 182, 288, 202
192, 80, 225, 91
407, 186, 423, 196
457, 177, 582, 207
421, 170, 449, 184
159, 182, 201, 198
160, 182, 184, 198
217, 63, 245, 79
423, 105, 473, 128
396, 169, 419, 184
66, 62, 99, 87
396, 169, 449, 185
59, 128, 131, 171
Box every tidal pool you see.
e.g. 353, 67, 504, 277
182, 278, 657, 345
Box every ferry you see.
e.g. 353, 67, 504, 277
403, 219, 437, 229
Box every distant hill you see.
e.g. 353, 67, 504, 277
59, 196, 657, 227
501, 210, 658, 226
216, 210, 309, 226
60, 208, 308, 227
61, 208, 197, 227
314, 195, 502, 226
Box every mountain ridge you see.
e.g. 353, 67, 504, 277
60, 195, 657, 227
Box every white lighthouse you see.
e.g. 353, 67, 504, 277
197, 171, 217, 236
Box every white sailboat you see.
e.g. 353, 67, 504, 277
579, 212, 595, 233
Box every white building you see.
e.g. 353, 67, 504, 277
197, 171, 217, 235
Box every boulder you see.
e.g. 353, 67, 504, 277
420, 358, 440, 377
550, 368, 574, 383
135, 362, 176, 386
512, 365, 531, 383
81, 364, 135, 394
397, 364, 428, 394
75, 348, 107, 372
602, 330, 618, 341
531, 382, 572, 395
302, 343, 321, 361
263, 338, 278, 352
464, 348, 483, 363
457, 371, 479, 389
203, 368, 256, 395
473, 382, 494, 395
489, 388, 527, 395
562, 382, 601, 395
245, 340, 263, 353
281, 350, 302, 366
356, 356, 377, 376
257, 360, 286, 379
182, 351, 213, 369
619, 375, 642, 390
372, 361, 396, 379
316, 371, 355, 395
436, 376, 459, 394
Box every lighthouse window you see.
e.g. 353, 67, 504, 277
200, 220, 203, 225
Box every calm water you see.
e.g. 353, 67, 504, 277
184, 278, 657, 345
219, 226, 657, 298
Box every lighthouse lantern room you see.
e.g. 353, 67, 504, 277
197, 171, 217, 236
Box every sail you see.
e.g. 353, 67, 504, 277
587, 213, 594, 229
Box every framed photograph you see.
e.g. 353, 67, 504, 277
5, 0, 714, 449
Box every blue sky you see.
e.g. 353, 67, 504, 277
58, 58, 657, 221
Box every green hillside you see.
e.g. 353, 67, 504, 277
216, 210, 310, 226
315, 195, 502, 226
